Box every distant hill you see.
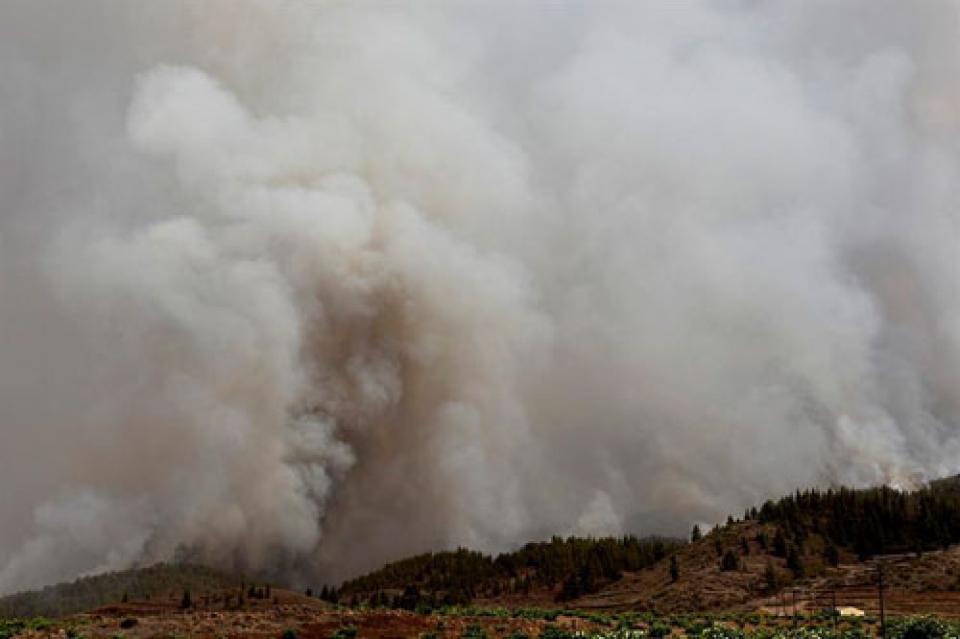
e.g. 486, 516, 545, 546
0, 563, 247, 619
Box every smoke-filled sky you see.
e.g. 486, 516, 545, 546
1, 0, 959, 594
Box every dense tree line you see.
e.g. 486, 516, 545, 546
749, 475, 960, 561
336, 535, 683, 605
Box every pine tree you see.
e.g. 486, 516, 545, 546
669, 555, 679, 583
720, 549, 739, 572
691, 524, 702, 542
773, 529, 788, 557
786, 545, 803, 578
560, 573, 583, 600
764, 561, 777, 593
824, 543, 840, 567
756, 531, 768, 550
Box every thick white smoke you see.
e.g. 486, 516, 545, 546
1, 0, 959, 592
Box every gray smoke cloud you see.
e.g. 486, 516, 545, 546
1, 0, 959, 593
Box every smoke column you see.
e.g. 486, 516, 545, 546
1, 0, 959, 592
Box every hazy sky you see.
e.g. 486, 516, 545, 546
1, 0, 959, 593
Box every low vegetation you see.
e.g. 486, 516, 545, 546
6, 608, 960, 638
0, 617, 51, 639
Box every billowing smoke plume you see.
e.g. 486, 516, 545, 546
1, 0, 959, 593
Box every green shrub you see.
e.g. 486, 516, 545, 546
0, 620, 26, 639
461, 624, 487, 638
720, 550, 739, 571
699, 623, 744, 639
890, 616, 957, 639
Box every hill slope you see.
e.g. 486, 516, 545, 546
335, 474, 960, 614
564, 474, 960, 614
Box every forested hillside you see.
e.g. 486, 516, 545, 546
333, 536, 684, 607
750, 475, 960, 561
